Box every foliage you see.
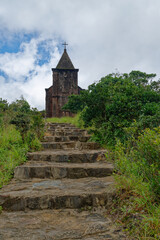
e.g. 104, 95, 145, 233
110, 175, 160, 239
62, 93, 87, 113
0, 98, 9, 127
25, 131, 42, 152
110, 127, 160, 239
10, 112, 31, 141
9, 96, 31, 113
0, 125, 28, 188
8, 97, 45, 141
30, 109, 45, 139
0, 98, 8, 113
115, 127, 160, 199
0, 96, 44, 189
63, 71, 160, 145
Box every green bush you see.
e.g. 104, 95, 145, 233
0, 97, 44, 188
110, 127, 160, 239
63, 71, 160, 145
115, 127, 160, 199
25, 131, 42, 152
30, 109, 45, 140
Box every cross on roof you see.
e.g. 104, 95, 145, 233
62, 42, 68, 50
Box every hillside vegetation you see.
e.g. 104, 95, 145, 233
0, 70, 160, 239
62, 71, 160, 239
0, 97, 44, 188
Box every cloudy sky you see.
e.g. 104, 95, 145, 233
0, 0, 160, 109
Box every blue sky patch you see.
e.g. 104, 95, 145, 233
0, 31, 39, 54
0, 70, 9, 82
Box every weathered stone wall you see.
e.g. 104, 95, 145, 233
52, 69, 78, 96
45, 49, 79, 118
51, 69, 79, 117
45, 86, 53, 118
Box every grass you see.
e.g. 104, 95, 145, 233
0, 125, 28, 188
0, 124, 42, 189
46, 113, 84, 128
109, 128, 160, 240
110, 175, 160, 240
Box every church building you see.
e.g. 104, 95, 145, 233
45, 44, 82, 118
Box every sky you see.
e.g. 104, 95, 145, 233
0, 0, 160, 110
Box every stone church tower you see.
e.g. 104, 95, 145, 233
45, 44, 82, 118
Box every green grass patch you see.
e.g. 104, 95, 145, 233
0, 124, 42, 189
108, 127, 160, 239
0, 125, 28, 188
110, 175, 160, 239
46, 113, 84, 129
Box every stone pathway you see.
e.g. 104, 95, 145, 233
0, 123, 128, 239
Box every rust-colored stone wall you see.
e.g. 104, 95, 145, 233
45, 86, 53, 118
53, 69, 78, 96
51, 69, 79, 117
45, 49, 80, 118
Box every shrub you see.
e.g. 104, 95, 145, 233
63, 71, 160, 145
115, 127, 160, 200
0, 97, 44, 188
25, 131, 42, 152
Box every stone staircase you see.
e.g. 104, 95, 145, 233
0, 123, 127, 239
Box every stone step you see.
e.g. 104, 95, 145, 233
0, 208, 127, 240
27, 149, 107, 163
46, 125, 79, 130
47, 128, 87, 134
0, 176, 115, 211
47, 126, 79, 130
41, 141, 101, 150
43, 135, 90, 142
46, 130, 88, 137
46, 123, 74, 127
14, 162, 114, 179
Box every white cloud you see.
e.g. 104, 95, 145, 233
0, 39, 37, 79
0, 0, 160, 109
0, 37, 60, 109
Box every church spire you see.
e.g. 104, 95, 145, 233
56, 42, 75, 69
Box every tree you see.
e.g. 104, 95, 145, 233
0, 98, 8, 113
63, 71, 160, 145
0, 98, 9, 127
9, 96, 31, 113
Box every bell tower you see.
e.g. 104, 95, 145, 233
45, 43, 79, 117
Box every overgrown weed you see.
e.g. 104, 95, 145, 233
0, 125, 28, 188
110, 127, 160, 239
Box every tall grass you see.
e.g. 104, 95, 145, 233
110, 127, 160, 239
0, 124, 42, 188
0, 125, 28, 188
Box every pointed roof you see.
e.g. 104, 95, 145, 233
56, 49, 75, 69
